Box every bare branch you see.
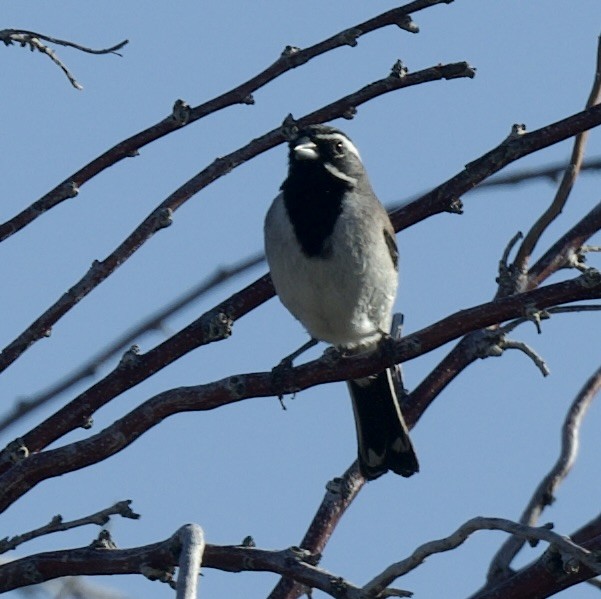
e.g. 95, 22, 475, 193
404, 299, 601, 429
476, 156, 601, 190
0, 271, 599, 511
497, 339, 550, 377
512, 35, 601, 281
0, 29, 127, 54
528, 200, 601, 287
487, 363, 601, 581
0, 252, 264, 435
0, 29, 128, 89
364, 517, 601, 597
0, 63, 473, 380
469, 524, 601, 598
0, 61, 474, 376
0, 500, 139, 554
0, 0, 451, 243
1, 95, 599, 503
388, 104, 601, 233
268, 462, 365, 599
0, 532, 368, 599
174, 524, 205, 599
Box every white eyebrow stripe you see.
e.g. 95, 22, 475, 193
316, 132, 362, 161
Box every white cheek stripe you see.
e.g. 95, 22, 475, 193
323, 162, 357, 186
318, 133, 362, 161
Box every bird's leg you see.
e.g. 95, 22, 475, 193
271, 338, 319, 407
377, 327, 399, 368
276, 337, 319, 370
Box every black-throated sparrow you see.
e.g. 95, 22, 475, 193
264, 124, 419, 480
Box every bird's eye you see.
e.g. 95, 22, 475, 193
335, 140, 344, 153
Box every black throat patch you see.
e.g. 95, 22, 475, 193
281, 163, 350, 258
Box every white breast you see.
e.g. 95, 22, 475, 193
264, 193, 397, 350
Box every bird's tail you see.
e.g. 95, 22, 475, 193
348, 369, 419, 481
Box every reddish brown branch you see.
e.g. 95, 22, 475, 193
389, 103, 601, 232
0, 534, 361, 598
528, 200, 601, 288
0, 251, 265, 435
0, 272, 598, 512
0, 0, 449, 243
0, 273, 274, 471
3, 103, 601, 474
268, 462, 365, 599
468, 532, 601, 599
512, 35, 601, 276
0, 61, 473, 376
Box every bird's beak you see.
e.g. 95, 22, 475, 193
293, 137, 319, 160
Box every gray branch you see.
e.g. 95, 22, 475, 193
0, 500, 139, 554
364, 516, 601, 597
0, 29, 128, 89
174, 524, 205, 599
487, 363, 601, 581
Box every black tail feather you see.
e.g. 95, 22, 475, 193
348, 369, 419, 481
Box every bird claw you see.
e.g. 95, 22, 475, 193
378, 332, 398, 363
271, 360, 293, 408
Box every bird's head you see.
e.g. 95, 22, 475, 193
288, 125, 364, 186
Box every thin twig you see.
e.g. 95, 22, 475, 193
364, 517, 601, 597
0, 29, 128, 89
0, 500, 139, 554
512, 35, 601, 280
0, 29, 127, 54
0, 252, 264, 435
487, 363, 601, 581
388, 157, 601, 211
500, 339, 550, 376
476, 156, 601, 190
528, 200, 601, 287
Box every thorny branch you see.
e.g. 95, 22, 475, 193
0, 28, 127, 89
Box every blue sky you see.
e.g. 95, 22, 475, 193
1, 1, 600, 597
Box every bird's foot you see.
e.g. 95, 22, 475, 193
271, 359, 293, 409
378, 331, 398, 365
271, 338, 318, 408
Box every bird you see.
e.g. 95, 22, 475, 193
264, 123, 419, 480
